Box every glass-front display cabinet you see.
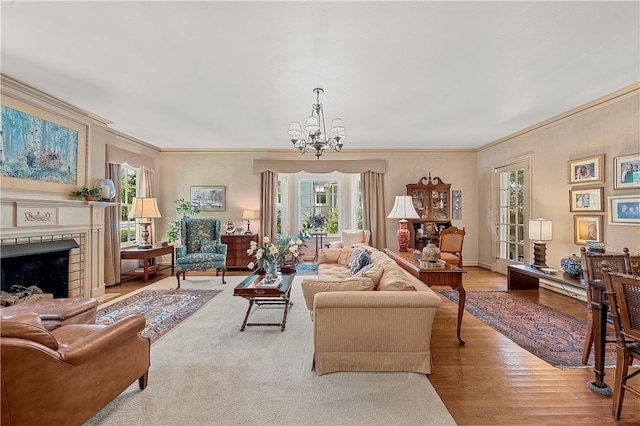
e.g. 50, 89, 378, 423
406, 175, 452, 249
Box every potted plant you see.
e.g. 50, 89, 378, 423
166, 198, 201, 244
305, 213, 328, 232
70, 186, 102, 201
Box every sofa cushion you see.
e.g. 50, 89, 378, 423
350, 251, 371, 276
201, 239, 220, 253
301, 277, 375, 311
377, 264, 412, 291
317, 249, 342, 264
1, 312, 59, 350
341, 229, 366, 247
337, 246, 354, 266
352, 263, 384, 287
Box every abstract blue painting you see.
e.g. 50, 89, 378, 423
1, 105, 78, 185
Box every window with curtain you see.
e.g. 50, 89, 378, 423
277, 172, 362, 236
120, 164, 139, 246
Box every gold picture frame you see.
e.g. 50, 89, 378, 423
573, 215, 604, 244
567, 154, 605, 186
1, 95, 87, 193
569, 187, 604, 212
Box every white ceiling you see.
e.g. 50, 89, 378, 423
1, 1, 638, 151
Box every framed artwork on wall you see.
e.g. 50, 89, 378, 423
609, 195, 640, 226
614, 153, 640, 189
190, 186, 226, 211
573, 215, 604, 244
569, 187, 604, 212
1, 95, 87, 193
567, 154, 605, 186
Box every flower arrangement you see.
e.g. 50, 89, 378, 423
304, 213, 328, 231
247, 235, 302, 270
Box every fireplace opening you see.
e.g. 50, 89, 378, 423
1, 240, 79, 299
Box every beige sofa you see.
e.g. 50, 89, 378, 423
301, 246, 442, 375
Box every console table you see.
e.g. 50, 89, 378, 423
121, 245, 174, 283
507, 264, 583, 290
384, 248, 467, 345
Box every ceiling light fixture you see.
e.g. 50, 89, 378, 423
288, 88, 346, 159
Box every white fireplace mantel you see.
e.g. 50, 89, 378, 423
1, 196, 118, 298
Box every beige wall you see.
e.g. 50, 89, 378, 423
477, 85, 640, 271
156, 150, 479, 263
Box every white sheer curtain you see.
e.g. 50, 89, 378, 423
138, 167, 156, 242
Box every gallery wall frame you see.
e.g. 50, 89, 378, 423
567, 154, 605, 186
190, 186, 226, 211
1, 96, 87, 193
573, 215, 604, 244
614, 153, 640, 189
569, 187, 604, 212
609, 195, 640, 226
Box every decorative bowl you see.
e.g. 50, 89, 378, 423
585, 241, 607, 251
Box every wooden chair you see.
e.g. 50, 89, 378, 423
580, 247, 632, 365
601, 263, 640, 420
439, 226, 465, 267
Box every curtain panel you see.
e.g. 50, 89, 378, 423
104, 163, 122, 286
260, 171, 278, 242
362, 171, 386, 249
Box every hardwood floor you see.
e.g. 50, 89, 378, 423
107, 266, 639, 424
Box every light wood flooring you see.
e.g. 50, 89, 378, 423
107, 266, 640, 424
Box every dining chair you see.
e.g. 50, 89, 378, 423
580, 247, 632, 365
439, 226, 465, 267
601, 263, 640, 420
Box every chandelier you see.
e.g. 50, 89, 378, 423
288, 88, 346, 159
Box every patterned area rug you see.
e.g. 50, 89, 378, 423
296, 262, 318, 271
96, 289, 222, 345
440, 290, 616, 368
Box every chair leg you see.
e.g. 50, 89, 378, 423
176, 271, 181, 289
221, 268, 226, 284
138, 371, 149, 390
612, 346, 627, 420
582, 314, 594, 364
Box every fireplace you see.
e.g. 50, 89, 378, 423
1, 240, 79, 298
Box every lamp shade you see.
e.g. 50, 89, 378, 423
305, 115, 320, 133
288, 122, 302, 136
529, 218, 552, 242
130, 197, 162, 221
242, 210, 255, 220
387, 196, 420, 220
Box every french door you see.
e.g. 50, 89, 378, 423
494, 159, 530, 274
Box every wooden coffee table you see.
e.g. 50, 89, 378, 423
233, 273, 295, 331
384, 248, 467, 345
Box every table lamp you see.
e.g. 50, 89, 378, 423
242, 210, 255, 235
131, 197, 162, 249
387, 196, 420, 251
529, 217, 552, 268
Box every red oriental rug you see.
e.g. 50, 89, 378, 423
96, 289, 222, 345
440, 290, 617, 368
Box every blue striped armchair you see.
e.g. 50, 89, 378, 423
175, 218, 227, 288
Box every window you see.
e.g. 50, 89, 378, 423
277, 173, 362, 236
120, 164, 138, 245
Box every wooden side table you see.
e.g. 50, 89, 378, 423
311, 232, 327, 261
120, 245, 174, 283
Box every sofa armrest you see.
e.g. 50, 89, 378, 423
327, 241, 343, 249
176, 246, 187, 257
57, 315, 146, 365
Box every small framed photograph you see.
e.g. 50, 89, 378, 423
190, 186, 226, 211
567, 154, 605, 185
573, 215, 604, 244
569, 187, 604, 212
609, 195, 640, 226
614, 153, 640, 189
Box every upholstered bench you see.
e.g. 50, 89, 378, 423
0, 297, 98, 331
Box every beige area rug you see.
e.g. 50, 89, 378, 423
87, 275, 456, 426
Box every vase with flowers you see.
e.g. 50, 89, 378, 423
247, 235, 302, 283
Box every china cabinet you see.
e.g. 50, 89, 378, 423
406, 175, 452, 250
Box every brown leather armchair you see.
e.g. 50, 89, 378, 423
1, 312, 150, 426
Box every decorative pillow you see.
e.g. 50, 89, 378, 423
353, 263, 384, 287
1, 312, 58, 350
350, 252, 371, 276
317, 249, 341, 264
337, 246, 354, 266
349, 246, 371, 266
376, 264, 409, 291
201, 240, 219, 253
341, 229, 365, 247
191, 240, 202, 253
301, 277, 375, 311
